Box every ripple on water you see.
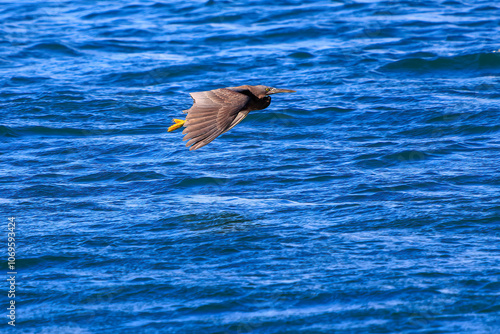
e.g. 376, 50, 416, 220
3, 0, 500, 333
380, 52, 500, 76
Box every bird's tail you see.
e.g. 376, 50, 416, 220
168, 119, 185, 132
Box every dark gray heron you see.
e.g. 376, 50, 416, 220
168, 85, 296, 150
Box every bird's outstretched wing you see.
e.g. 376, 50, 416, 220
182, 88, 250, 151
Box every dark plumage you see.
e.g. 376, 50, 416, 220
172, 85, 295, 151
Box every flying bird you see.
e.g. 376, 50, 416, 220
168, 85, 296, 150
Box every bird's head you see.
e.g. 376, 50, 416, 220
252, 85, 296, 99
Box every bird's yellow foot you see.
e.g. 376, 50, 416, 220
168, 119, 185, 132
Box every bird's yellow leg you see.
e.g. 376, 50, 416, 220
168, 119, 185, 132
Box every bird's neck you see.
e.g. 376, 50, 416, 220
251, 96, 271, 111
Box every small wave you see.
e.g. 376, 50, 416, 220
16, 126, 99, 137
288, 51, 315, 59
19, 42, 82, 58
353, 150, 432, 168
21, 255, 78, 269
71, 171, 164, 183
306, 175, 350, 182
250, 112, 294, 122
9, 76, 51, 85
175, 177, 231, 188
100, 64, 216, 86
0, 125, 19, 137
380, 52, 500, 75
397, 124, 500, 138
116, 171, 165, 182
13, 126, 167, 137
78, 40, 153, 53
80, 4, 148, 20
82, 10, 123, 20
314, 107, 356, 113
384, 150, 431, 163
15, 185, 76, 198
97, 28, 156, 39
29, 173, 65, 180
71, 172, 125, 183
473, 5, 499, 11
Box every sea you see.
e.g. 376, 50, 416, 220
1, 0, 499, 333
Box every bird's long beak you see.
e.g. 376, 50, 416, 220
268, 87, 296, 95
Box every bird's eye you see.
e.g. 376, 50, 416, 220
265, 88, 270, 92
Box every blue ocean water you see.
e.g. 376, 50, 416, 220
1, 0, 500, 332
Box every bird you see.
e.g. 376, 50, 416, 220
168, 85, 296, 150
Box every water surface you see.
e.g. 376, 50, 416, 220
1, 0, 499, 333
